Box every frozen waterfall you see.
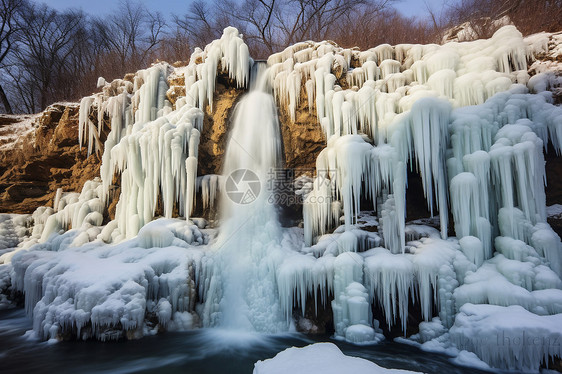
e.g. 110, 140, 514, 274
4, 26, 562, 373
202, 62, 287, 332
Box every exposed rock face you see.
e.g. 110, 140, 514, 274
198, 74, 245, 176
166, 74, 186, 106
169, 67, 326, 177
0, 104, 100, 213
279, 91, 326, 172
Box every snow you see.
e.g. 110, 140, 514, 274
8, 218, 206, 341
450, 303, 562, 371
0, 114, 38, 151
459, 236, 486, 267
450, 350, 492, 371
253, 343, 420, 374
453, 251, 562, 317
547, 204, 562, 218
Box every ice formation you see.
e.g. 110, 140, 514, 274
76, 27, 251, 241
275, 26, 560, 255
0, 25, 254, 338
0, 214, 30, 251
9, 218, 206, 341
1, 25, 562, 372
450, 304, 562, 371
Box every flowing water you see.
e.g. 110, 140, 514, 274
0, 308, 493, 374
203, 62, 287, 332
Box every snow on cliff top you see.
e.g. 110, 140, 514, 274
0, 114, 38, 151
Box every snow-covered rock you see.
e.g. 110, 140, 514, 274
253, 343, 420, 374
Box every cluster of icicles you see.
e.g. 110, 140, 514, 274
38, 27, 250, 242
261, 25, 561, 257
47, 25, 561, 254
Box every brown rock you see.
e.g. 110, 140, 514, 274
123, 73, 135, 83
197, 73, 245, 176
0, 103, 101, 214
278, 84, 326, 172
168, 75, 185, 87
166, 86, 186, 107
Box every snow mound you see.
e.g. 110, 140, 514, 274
9, 218, 206, 341
450, 303, 562, 371
547, 204, 562, 219
253, 343, 420, 374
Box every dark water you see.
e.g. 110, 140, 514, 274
0, 308, 492, 374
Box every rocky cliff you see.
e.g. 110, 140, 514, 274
0, 105, 100, 214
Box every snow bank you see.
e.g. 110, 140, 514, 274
9, 218, 206, 341
253, 343, 420, 374
450, 303, 562, 371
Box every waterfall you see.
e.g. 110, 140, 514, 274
203, 61, 287, 332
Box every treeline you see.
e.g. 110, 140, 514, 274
0, 0, 176, 114
0, 0, 560, 114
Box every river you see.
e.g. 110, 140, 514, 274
0, 308, 493, 374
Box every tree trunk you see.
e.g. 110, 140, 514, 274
0, 83, 13, 114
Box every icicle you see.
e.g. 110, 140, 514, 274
450, 172, 480, 238
409, 98, 451, 238
365, 250, 414, 333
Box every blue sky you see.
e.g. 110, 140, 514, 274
43, 0, 445, 19
43, 0, 189, 15
394, 0, 446, 18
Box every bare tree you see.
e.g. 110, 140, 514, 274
198, 0, 395, 57
93, 0, 166, 77
220, 0, 278, 57
157, 28, 192, 65
503, 0, 561, 35
273, 0, 368, 45
0, 0, 25, 113
443, 0, 562, 41
8, 2, 89, 112
173, 0, 227, 49
328, 1, 432, 49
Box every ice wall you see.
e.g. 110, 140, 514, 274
272, 26, 561, 258
270, 25, 562, 367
